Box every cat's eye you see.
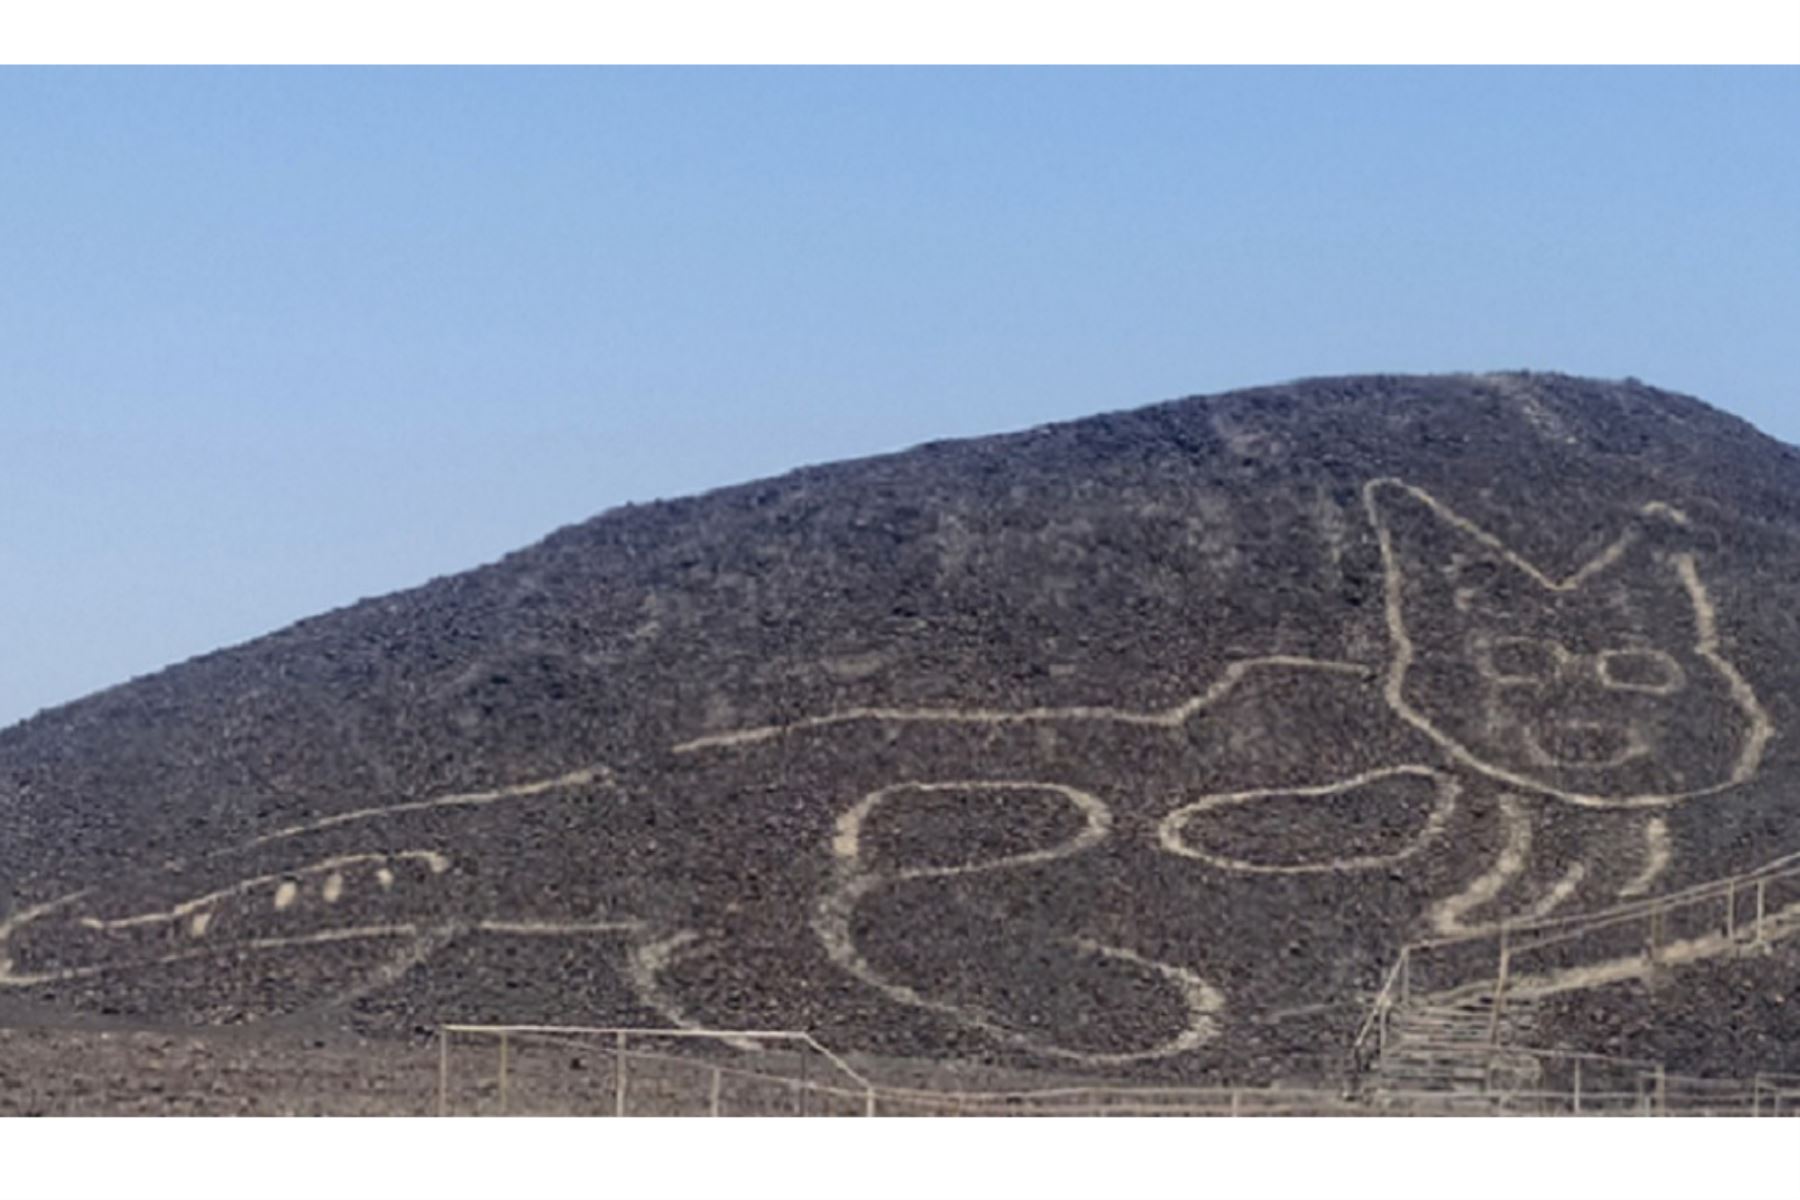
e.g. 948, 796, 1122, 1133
1481, 637, 1561, 684
1598, 649, 1685, 694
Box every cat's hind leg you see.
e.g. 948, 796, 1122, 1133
814, 779, 1225, 1065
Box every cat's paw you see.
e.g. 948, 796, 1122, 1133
1156, 766, 1459, 875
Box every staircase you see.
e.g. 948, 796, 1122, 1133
1366, 992, 1543, 1111
1350, 857, 1800, 1113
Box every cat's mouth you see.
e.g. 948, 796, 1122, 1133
1521, 722, 1649, 769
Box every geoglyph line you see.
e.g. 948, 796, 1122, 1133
1429, 796, 1531, 937
830, 780, 1113, 875
475, 919, 646, 936
1155, 766, 1459, 875
0, 765, 618, 995
673, 657, 1374, 753
1431, 898, 1800, 1005
1618, 818, 1672, 899
815, 874, 1224, 1065
237, 765, 614, 851
1411, 848, 1800, 949
1523, 863, 1587, 921
75, 851, 450, 931
815, 780, 1223, 1064
1365, 478, 1771, 808
1674, 554, 1775, 785
324, 923, 465, 1011
0, 924, 425, 987
1, 475, 1778, 1061
1366, 476, 1673, 596
627, 930, 763, 1053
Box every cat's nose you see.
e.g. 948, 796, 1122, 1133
1523, 720, 1646, 768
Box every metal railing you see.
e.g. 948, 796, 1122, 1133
1354, 851, 1800, 1073
436, 1023, 1800, 1117
436, 1025, 877, 1117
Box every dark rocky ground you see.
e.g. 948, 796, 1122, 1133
3, 370, 1799, 1110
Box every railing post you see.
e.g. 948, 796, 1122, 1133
1755, 880, 1767, 946
710, 1066, 723, 1117
614, 1031, 628, 1117
797, 1054, 808, 1117
437, 1027, 449, 1118
497, 1031, 509, 1116
1488, 926, 1510, 1046
1752, 1075, 1762, 1118
1230, 1089, 1241, 1117
1399, 947, 1411, 1006
1655, 1065, 1667, 1116
864, 1086, 876, 1117
1726, 878, 1736, 942
1572, 1059, 1581, 1116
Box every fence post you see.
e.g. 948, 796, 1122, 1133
710, 1066, 723, 1117
1755, 880, 1767, 946
615, 1031, 628, 1117
797, 1054, 808, 1117
1399, 947, 1411, 1006
1726, 879, 1736, 942
1230, 1089, 1240, 1118
437, 1027, 449, 1118
1752, 1075, 1762, 1118
1655, 1065, 1667, 1116
864, 1087, 876, 1118
1573, 1059, 1581, 1116
498, 1031, 509, 1116
1488, 927, 1510, 1046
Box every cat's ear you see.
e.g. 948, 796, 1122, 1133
1582, 505, 1713, 636
1363, 479, 1548, 624
1365, 478, 1708, 636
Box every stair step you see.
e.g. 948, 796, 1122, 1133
1371, 996, 1545, 1100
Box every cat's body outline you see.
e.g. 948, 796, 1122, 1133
0, 477, 1777, 1066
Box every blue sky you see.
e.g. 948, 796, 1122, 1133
1, 67, 1796, 727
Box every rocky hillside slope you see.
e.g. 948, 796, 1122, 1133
3, 371, 1798, 1083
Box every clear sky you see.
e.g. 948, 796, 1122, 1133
1, 67, 1796, 728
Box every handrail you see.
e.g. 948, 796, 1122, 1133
1377, 1040, 1661, 1071
1350, 949, 1407, 1061
1407, 852, 1800, 953
1354, 850, 1800, 1051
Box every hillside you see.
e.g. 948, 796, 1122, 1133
3, 370, 1799, 1085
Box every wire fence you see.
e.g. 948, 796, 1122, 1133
434, 1025, 1800, 1117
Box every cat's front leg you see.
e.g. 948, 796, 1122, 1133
1426, 797, 1674, 937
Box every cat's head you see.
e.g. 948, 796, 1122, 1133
1364, 478, 1771, 808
